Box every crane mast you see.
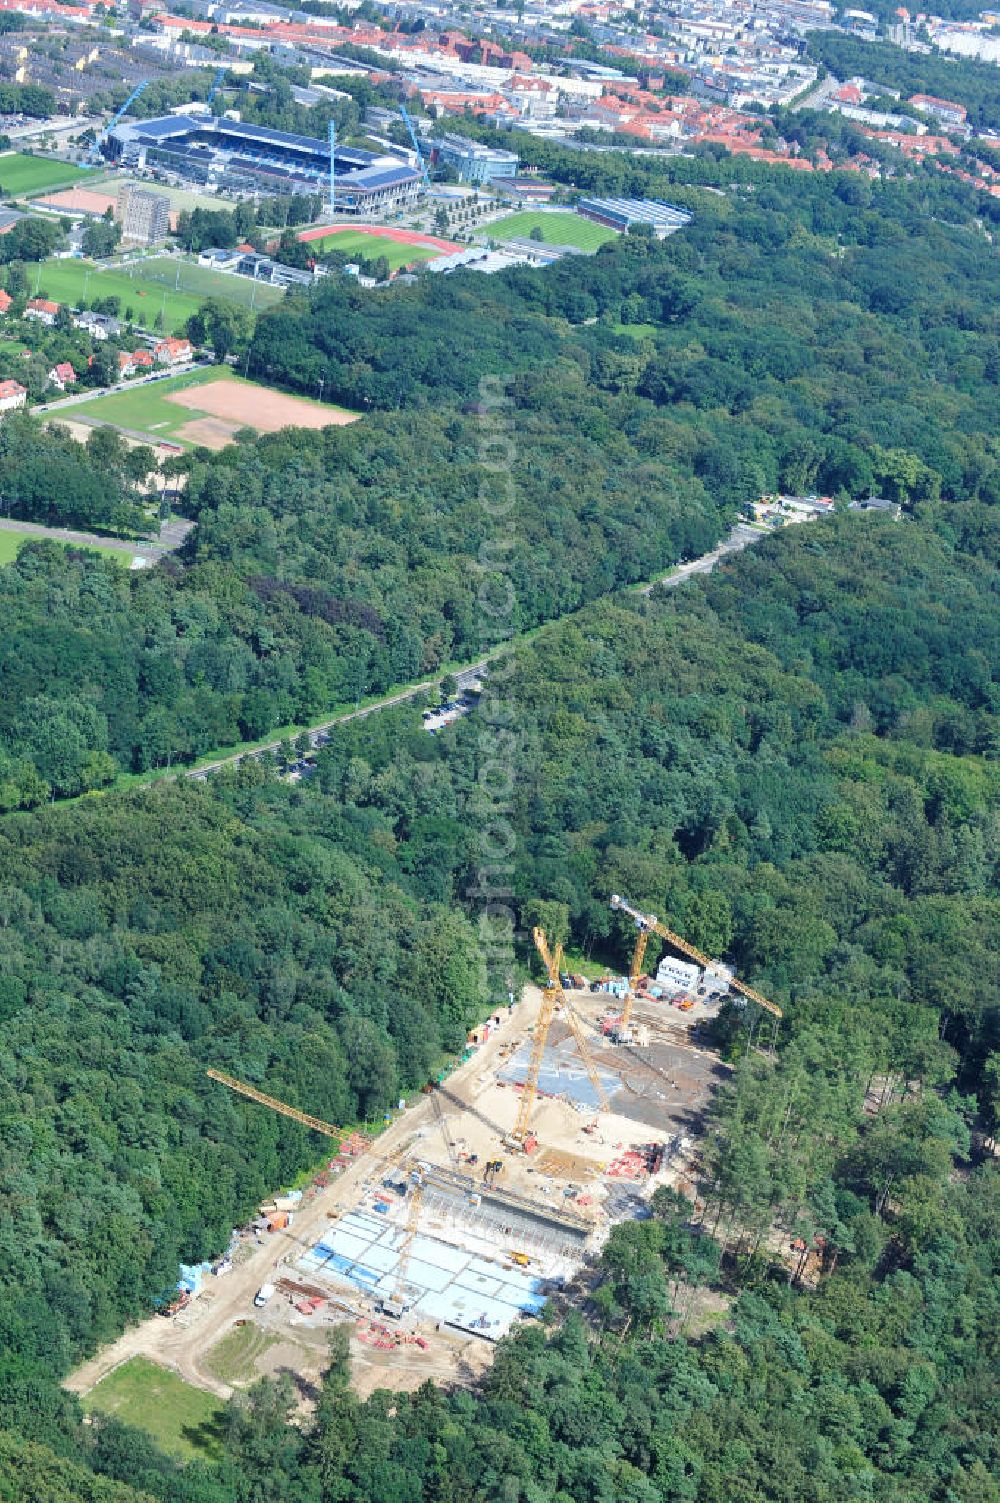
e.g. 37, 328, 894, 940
206, 66, 227, 108
609, 895, 783, 1020
399, 104, 430, 189
619, 926, 651, 1036
510, 928, 560, 1142
389, 1170, 425, 1310
533, 929, 609, 1111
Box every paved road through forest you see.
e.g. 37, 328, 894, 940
182, 522, 765, 782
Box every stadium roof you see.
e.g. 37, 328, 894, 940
349, 165, 420, 190
110, 115, 420, 195
577, 196, 693, 232
117, 114, 329, 158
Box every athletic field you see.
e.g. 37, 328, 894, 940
299, 223, 457, 270
32, 256, 284, 335
0, 152, 90, 197
70, 366, 357, 448
491, 210, 617, 251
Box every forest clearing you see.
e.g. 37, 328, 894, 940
65, 970, 725, 1427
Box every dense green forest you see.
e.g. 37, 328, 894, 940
0, 124, 997, 1502
0, 164, 993, 809
248, 176, 1000, 505
0, 516, 996, 1502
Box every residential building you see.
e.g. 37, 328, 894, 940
0, 289, 11, 316
25, 298, 59, 326
119, 348, 156, 375
432, 132, 519, 183
153, 337, 194, 365
908, 94, 968, 128
73, 310, 122, 341
47, 361, 76, 390
0, 379, 27, 412
115, 183, 171, 245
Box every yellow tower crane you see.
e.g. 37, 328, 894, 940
509, 927, 609, 1147
609, 894, 783, 1022
208, 1069, 429, 1319
609, 923, 653, 1042
509, 928, 561, 1145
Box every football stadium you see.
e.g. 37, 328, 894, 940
106, 115, 421, 214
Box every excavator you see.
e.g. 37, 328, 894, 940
609, 894, 783, 1037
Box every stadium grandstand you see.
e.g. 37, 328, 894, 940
576, 196, 692, 237
106, 115, 421, 213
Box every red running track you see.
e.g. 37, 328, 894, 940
298, 223, 459, 252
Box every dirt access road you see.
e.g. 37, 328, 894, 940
65, 985, 541, 1402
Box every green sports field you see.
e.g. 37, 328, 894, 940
70, 365, 354, 448
307, 229, 445, 270
128, 256, 287, 311
69, 367, 234, 442
83, 1357, 224, 1462
0, 524, 131, 567
491, 210, 617, 251
0, 152, 90, 197
30, 256, 284, 335
613, 322, 660, 339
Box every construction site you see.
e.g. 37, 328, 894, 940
67, 897, 782, 1410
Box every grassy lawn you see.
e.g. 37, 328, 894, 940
84, 1357, 225, 1462
612, 322, 660, 339
0, 152, 90, 197
30, 257, 283, 335
130, 256, 286, 312
308, 229, 444, 269
69, 366, 231, 441
204, 1323, 279, 1387
491, 210, 617, 251
96, 174, 237, 214
68, 366, 349, 447
0, 524, 132, 566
